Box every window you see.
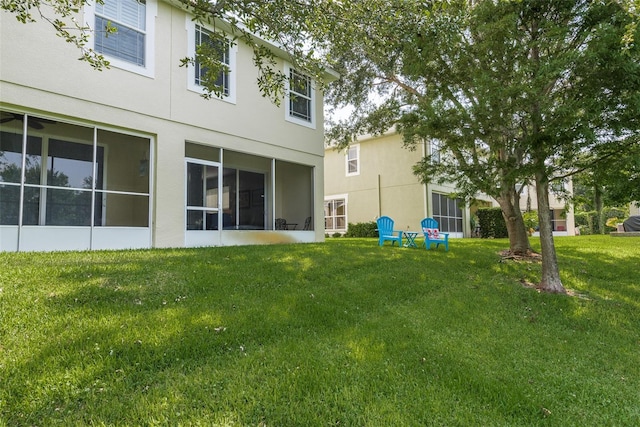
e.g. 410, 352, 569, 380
285, 65, 315, 128
346, 144, 359, 176
186, 19, 236, 103
432, 192, 463, 233
95, 0, 146, 65
324, 198, 346, 231
430, 140, 441, 164
195, 25, 230, 96
89, 0, 156, 76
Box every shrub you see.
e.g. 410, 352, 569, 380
477, 208, 508, 238
522, 210, 538, 232
332, 232, 342, 238
575, 211, 597, 234
345, 222, 378, 238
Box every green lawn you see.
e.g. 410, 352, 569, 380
1, 236, 639, 426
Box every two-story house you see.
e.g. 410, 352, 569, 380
324, 131, 575, 237
0, 0, 335, 252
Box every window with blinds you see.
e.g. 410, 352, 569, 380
95, 0, 147, 66
289, 69, 312, 122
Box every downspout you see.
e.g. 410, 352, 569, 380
422, 140, 430, 218
377, 174, 381, 217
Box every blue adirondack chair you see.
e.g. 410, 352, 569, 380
376, 216, 403, 247
421, 217, 449, 251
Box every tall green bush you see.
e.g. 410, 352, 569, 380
477, 208, 508, 238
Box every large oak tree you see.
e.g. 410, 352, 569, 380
320, 0, 640, 293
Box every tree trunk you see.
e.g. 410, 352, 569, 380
594, 185, 604, 234
535, 171, 566, 293
496, 186, 531, 255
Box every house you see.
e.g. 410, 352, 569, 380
0, 0, 335, 252
324, 131, 575, 237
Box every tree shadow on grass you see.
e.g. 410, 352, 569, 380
5, 243, 462, 424
5, 239, 639, 424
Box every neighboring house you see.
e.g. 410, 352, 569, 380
324, 131, 575, 237
0, 0, 335, 252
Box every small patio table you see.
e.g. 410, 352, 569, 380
403, 231, 419, 248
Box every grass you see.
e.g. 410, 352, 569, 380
1, 235, 639, 426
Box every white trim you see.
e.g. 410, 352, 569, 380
185, 17, 238, 104
84, 0, 157, 78
345, 144, 360, 176
284, 64, 316, 129
323, 194, 348, 232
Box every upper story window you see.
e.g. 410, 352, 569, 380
186, 19, 237, 103
88, 0, 156, 77
430, 139, 441, 164
285, 65, 315, 128
346, 144, 360, 176
195, 25, 230, 96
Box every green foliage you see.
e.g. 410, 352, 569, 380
574, 211, 598, 235
477, 207, 508, 239
575, 207, 628, 234
344, 221, 378, 238
1, 237, 640, 425
522, 210, 538, 231
331, 232, 342, 238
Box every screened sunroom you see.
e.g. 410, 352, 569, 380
184, 142, 316, 247
0, 110, 152, 251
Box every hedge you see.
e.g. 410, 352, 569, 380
477, 207, 508, 238
345, 221, 378, 238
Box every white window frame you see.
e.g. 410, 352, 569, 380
285, 64, 316, 129
346, 144, 360, 176
186, 18, 237, 104
85, 0, 157, 78
324, 195, 347, 232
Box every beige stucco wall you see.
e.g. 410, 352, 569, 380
325, 131, 575, 237
325, 132, 449, 232
0, 0, 327, 248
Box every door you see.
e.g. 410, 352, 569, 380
185, 158, 221, 246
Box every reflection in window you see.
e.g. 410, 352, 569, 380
45, 188, 92, 225
0, 111, 151, 228
47, 139, 97, 189
0, 133, 25, 184
0, 184, 20, 225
